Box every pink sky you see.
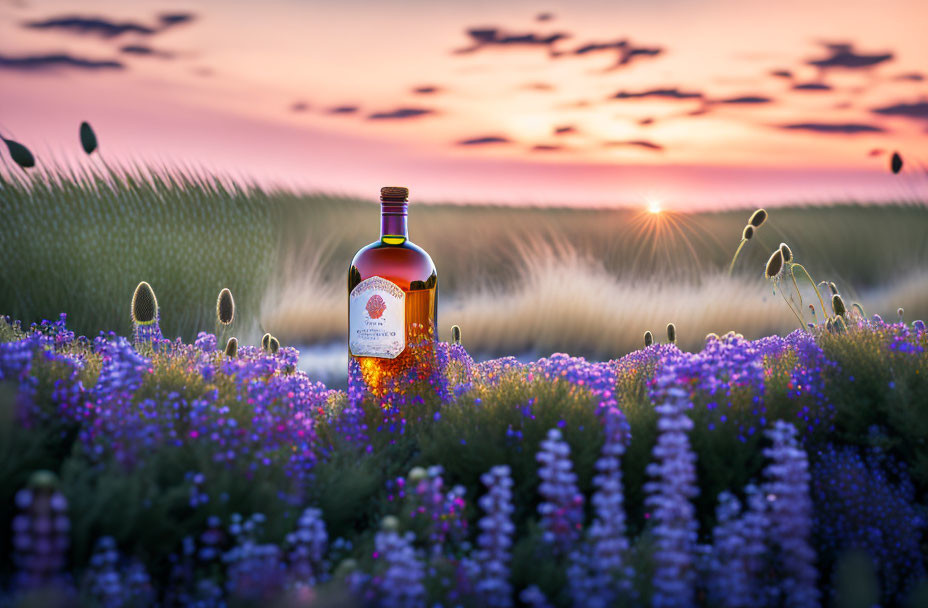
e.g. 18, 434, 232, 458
1, 0, 926, 208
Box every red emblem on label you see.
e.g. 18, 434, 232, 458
366, 294, 386, 319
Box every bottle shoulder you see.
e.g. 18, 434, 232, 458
349, 239, 437, 290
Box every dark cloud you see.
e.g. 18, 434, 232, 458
158, 13, 195, 27
412, 85, 441, 95
290, 101, 310, 113
119, 44, 174, 59
638, 117, 655, 126
457, 135, 510, 146
792, 82, 832, 92
868, 148, 885, 157
454, 27, 569, 54
611, 87, 703, 101
780, 122, 885, 134
717, 95, 773, 104
770, 69, 793, 79
871, 100, 928, 120
367, 107, 434, 120
893, 72, 924, 82
532, 144, 563, 151
25, 15, 156, 37
23, 12, 194, 38
553, 125, 576, 135
0, 52, 124, 71
808, 43, 893, 70
328, 105, 359, 115
604, 140, 664, 151
536, 12, 554, 22
563, 38, 662, 70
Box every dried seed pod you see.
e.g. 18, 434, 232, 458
828, 282, 838, 295
666, 322, 676, 344
832, 294, 846, 317
644, 331, 653, 347
833, 316, 847, 333
891, 151, 903, 174
898, 307, 905, 321
268, 336, 280, 355
80, 121, 98, 155
451, 324, 462, 345
765, 249, 784, 279
779, 242, 792, 263
261, 332, 272, 352
216, 288, 235, 325
224, 337, 238, 358
748, 208, 768, 228
742, 225, 754, 240
825, 318, 835, 333
2, 137, 35, 169
131, 281, 158, 325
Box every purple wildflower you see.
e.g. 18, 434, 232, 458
475, 465, 515, 607
645, 380, 698, 608
373, 519, 426, 608
287, 506, 329, 588
763, 421, 819, 608
536, 428, 584, 552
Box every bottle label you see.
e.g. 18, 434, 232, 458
349, 276, 406, 358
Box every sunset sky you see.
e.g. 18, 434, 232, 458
1, 0, 926, 208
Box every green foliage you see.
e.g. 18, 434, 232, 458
820, 324, 928, 487
0, 167, 275, 340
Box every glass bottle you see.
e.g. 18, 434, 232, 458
348, 186, 438, 394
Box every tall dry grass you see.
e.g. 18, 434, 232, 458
262, 240, 928, 358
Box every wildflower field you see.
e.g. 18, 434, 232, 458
1, 290, 927, 606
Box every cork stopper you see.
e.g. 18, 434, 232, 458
380, 186, 409, 201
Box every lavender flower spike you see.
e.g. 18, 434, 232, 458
763, 420, 819, 608
476, 465, 515, 607
536, 428, 584, 553
645, 385, 698, 608
375, 524, 426, 608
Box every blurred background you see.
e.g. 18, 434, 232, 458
1, 0, 926, 383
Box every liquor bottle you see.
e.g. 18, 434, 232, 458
348, 186, 438, 393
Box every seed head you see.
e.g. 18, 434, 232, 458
261, 332, 272, 352
216, 288, 235, 325
381, 515, 400, 532
28, 470, 59, 490
828, 282, 838, 295
742, 225, 754, 240
2, 137, 35, 169
80, 121, 98, 155
891, 151, 903, 174
825, 318, 835, 333
268, 336, 280, 355
131, 281, 158, 325
852, 302, 866, 319
764, 249, 784, 279
644, 330, 653, 347
832, 294, 846, 317
897, 307, 904, 321
833, 316, 847, 333
748, 208, 768, 228
779, 242, 792, 263
224, 337, 238, 358
666, 322, 676, 344
451, 324, 462, 345
705, 332, 719, 342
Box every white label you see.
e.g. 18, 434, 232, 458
349, 276, 406, 358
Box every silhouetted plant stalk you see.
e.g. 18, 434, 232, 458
728, 209, 766, 276
215, 288, 234, 345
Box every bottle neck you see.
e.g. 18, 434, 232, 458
380, 199, 408, 243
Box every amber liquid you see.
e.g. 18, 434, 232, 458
348, 229, 438, 394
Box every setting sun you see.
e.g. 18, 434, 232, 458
647, 200, 663, 214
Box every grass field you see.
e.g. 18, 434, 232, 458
2, 166, 927, 358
